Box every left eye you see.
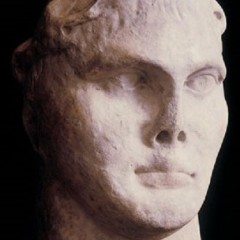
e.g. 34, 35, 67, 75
185, 74, 218, 94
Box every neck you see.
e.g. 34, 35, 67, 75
42, 181, 201, 240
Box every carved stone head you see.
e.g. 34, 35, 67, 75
12, 0, 228, 239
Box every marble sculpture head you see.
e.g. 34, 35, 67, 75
12, 0, 228, 239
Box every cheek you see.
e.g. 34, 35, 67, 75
73, 87, 141, 170
77, 86, 151, 142
205, 93, 228, 147
186, 89, 228, 149
185, 89, 228, 182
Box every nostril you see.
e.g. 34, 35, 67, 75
156, 130, 171, 143
177, 130, 186, 142
214, 11, 222, 20
156, 130, 186, 144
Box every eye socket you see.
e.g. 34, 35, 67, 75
185, 74, 218, 95
114, 72, 148, 91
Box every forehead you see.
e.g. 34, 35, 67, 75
67, 0, 218, 43
45, 0, 224, 76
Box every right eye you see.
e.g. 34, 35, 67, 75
114, 72, 148, 91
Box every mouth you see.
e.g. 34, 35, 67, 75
135, 166, 195, 189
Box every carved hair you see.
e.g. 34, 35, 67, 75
12, 0, 226, 84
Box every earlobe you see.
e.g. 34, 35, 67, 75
12, 38, 33, 83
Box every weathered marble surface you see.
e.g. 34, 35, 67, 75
12, 0, 227, 239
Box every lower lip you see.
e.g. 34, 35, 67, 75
136, 172, 193, 189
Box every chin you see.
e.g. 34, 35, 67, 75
88, 186, 202, 239
99, 204, 195, 239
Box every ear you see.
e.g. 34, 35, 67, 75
12, 39, 41, 153
211, 0, 227, 34
12, 38, 33, 83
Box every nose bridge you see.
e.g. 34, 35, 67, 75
155, 85, 186, 144
161, 88, 184, 131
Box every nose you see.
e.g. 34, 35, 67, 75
154, 95, 187, 145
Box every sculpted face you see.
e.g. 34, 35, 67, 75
15, 0, 228, 238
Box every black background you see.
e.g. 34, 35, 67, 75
1, 1, 239, 239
